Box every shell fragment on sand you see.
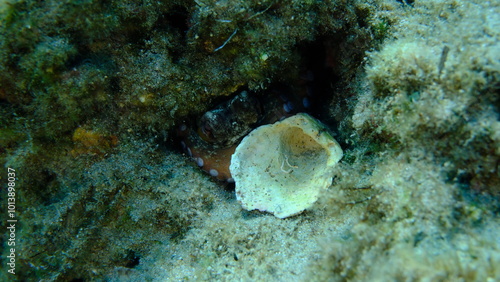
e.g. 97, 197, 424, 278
230, 113, 343, 218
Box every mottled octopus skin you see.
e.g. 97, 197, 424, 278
178, 88, 310, 181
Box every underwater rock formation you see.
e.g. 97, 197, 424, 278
2, 0, 499, 280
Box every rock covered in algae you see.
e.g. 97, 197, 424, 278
230, 113, 343, 218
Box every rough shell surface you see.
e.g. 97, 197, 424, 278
230, 113, 343, 218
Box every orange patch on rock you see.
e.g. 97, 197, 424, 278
71, 127, 118, 157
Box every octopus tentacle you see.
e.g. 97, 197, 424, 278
178, 86, 309, 181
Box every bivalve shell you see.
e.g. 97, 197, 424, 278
230, 113, 343, 218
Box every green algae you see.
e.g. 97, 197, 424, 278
0, 0, 499, 281
314, 0, 500, 280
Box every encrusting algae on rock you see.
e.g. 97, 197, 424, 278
2, 0, 499, 280
230, 113, 343, 218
